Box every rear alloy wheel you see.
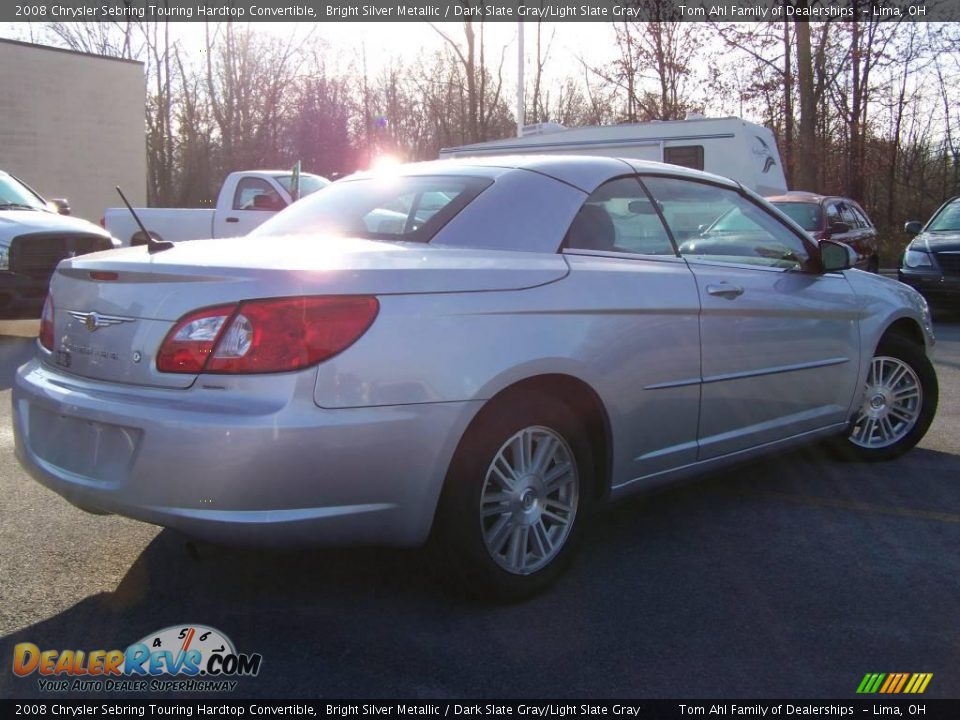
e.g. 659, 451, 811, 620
435, 395, 594, 601
480, 426, 580, 575
839, 336, 937, 462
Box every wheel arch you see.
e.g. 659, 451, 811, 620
454, 373, 613, 501
836, 318, 938, 461
879, 316, 926, 351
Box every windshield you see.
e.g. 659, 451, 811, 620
927, 200, 960, 232
771, 202, 823, 231
706, 206, 761, 233
251, 175, 492, 242
272, 173, 330, 199
0, 173, 49, 211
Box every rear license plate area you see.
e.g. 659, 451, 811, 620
27, 404, 142, 485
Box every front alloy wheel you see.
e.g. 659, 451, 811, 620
837, 335, 938, 462
849, 356, 922, 449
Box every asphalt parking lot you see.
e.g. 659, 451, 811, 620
0, 315, 958, 700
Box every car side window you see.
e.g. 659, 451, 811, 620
839, 203, 859, 228
641, 176, 811, 270
233, 178, 285, 212
851, 204, 873, 229
825, 201, 842, 226
564, 177, 675, 256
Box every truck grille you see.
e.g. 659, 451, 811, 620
9, 233, 112, 278
935, 252, 960, 276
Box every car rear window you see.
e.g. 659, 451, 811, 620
251, 175, 493, 242
772, 202, 822, 231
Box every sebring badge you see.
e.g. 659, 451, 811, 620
67, 311, 135, 332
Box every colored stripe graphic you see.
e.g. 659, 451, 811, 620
892, 674, 909, 693
879, 674, 896, 693
857, 674, 885, 694
913, 674, 931, 693
858, 673, 932, 694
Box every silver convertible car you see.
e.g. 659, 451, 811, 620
13, 157, 938, 600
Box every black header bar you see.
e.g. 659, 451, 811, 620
2, 699, 960, 719
4, 0, 959, 23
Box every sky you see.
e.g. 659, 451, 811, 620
0, 20, 618, 81
0, 20, 621, 135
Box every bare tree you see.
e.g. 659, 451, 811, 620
428, 20, 510, 143
527, 20, 556, 124
203, 23, 309, 171
45, 21, 139, 59
590, 8, 704, 123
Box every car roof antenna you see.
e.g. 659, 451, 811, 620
115, 186, 174, 254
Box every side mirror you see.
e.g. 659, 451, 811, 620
828, 221, 850, 235
820, 239, 857, 272
904, 220, 923, 235
50, 198, 71, 215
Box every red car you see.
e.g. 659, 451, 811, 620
766, 191, 881, 272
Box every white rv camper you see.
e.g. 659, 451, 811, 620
439, 116, 788, 197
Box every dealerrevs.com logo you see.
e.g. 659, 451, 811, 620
12, 624, 262, 693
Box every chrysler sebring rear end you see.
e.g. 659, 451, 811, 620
13, 157, 938, 599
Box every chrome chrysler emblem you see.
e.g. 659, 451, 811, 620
67, 310, 135, 332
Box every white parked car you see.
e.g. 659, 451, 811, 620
13, 157, 938, 600
102, 170, 330, 246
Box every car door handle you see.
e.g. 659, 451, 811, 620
706, 283, 744, 298
225, 217, 239, 223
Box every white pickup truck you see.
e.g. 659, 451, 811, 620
103, 170, 329, 246
1, 169, 116, 319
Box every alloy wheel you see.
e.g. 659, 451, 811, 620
479, 426, 579, 575
849, 355, 923, 449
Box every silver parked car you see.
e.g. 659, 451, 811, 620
13, 157, 938, 600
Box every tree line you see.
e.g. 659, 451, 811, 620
21, 18, 960, 258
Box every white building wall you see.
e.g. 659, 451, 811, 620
0, 39, 146, 224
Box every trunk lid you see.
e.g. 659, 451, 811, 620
47, 235, 567, 388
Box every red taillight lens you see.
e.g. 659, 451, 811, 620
39, 295, 54, 351
157, 296, 379, 375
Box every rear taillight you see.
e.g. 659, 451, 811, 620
39, 295, 54, 351
156, 304, 236, 373
157, 296, 379, 375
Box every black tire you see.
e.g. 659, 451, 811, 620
831, 335, 938, 462
432, 393, 595, 602
867, 254, 881, 273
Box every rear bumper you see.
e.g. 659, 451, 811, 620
12, 358, 481, 547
